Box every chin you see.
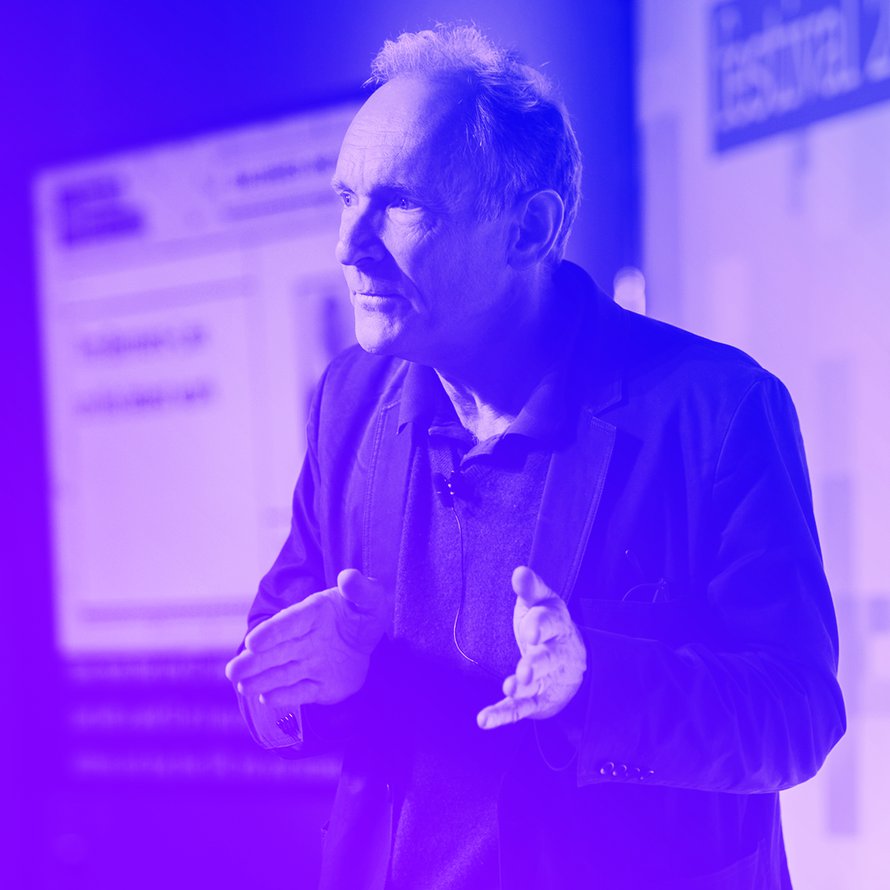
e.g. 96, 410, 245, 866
354, 315, 403, 356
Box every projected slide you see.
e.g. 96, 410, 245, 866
34, 102, 359, 655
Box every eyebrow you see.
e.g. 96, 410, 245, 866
330, 177, 423, 195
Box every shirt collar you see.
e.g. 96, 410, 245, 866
398, 361, 453, 433
505, 364, 569, 442
397, 359, 569, 444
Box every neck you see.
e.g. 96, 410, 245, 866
434, 268, 561, 440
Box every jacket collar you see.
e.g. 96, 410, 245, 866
556, 260, 625, 418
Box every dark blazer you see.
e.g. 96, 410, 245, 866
248, 263, 845, 890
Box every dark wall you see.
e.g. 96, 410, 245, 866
0, 3, 637, 887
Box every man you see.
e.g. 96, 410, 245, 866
226, 24, 845, 890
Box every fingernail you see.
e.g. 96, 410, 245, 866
236, 682, 244, 695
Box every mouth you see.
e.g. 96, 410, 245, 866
352, 290, 404, 310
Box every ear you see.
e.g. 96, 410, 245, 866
507, 189, 565, 269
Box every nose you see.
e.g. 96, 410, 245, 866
335, 204, 386, 267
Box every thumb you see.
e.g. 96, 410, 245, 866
337, 568, 388, 612
511, 565, 555, 609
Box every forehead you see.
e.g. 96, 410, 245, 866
335, 77, 466, 189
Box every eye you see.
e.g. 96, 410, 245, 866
392, 196, 420, 212
337, 191, 356, 208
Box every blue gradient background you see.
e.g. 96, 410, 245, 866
2, 5, 635, 888
2, 1, 884, 888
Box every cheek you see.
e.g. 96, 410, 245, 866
380, 235, 441, 296
383, 211, 446, 259
382, 221, 503, 318
437, 235, 502, 296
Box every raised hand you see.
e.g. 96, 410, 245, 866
225, 568, 392, 709
477, 565, 586, 730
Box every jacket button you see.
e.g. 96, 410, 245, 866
599, 761, 615, 776
612, 763, 628, 778
629, 766, 642, 781
639, 769, 655, 781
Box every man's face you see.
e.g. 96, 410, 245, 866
332, 77, 515, 366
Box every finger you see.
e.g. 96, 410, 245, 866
260, 679, 321, 710
237, 658, 310, 699
518, 604, 565, 647
244, 591, 333, 652
504, 655, 551, 699
477, 695, 540, 730
227, 637, 312, 683
225, 653, 242, 682
502, 673, 520, 698
512, 565, 557, 610
515, 647, 556, 689
337, 568, 388, 612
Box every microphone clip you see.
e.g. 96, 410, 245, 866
433, 471, 461, 508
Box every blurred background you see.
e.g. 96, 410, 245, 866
1, 1, 887, 887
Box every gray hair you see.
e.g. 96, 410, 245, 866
367, 23, 582, 261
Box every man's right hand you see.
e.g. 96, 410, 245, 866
225, 569, 392, 708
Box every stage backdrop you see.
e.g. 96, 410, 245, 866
637, 2, 890, 887
34, 101, 357, 659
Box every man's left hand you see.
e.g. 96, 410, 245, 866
477, 565, 587, 730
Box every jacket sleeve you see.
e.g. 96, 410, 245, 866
248, 362, 329, 631
237, 362, 368, 757
573, 375, 846, 793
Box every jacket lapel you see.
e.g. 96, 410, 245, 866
365, 389, 620, 607
529, 407, 616, 603
528, 271, 625, 604
362, 398, 413, 591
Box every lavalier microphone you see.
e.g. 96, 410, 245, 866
433, 471, 465, 507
